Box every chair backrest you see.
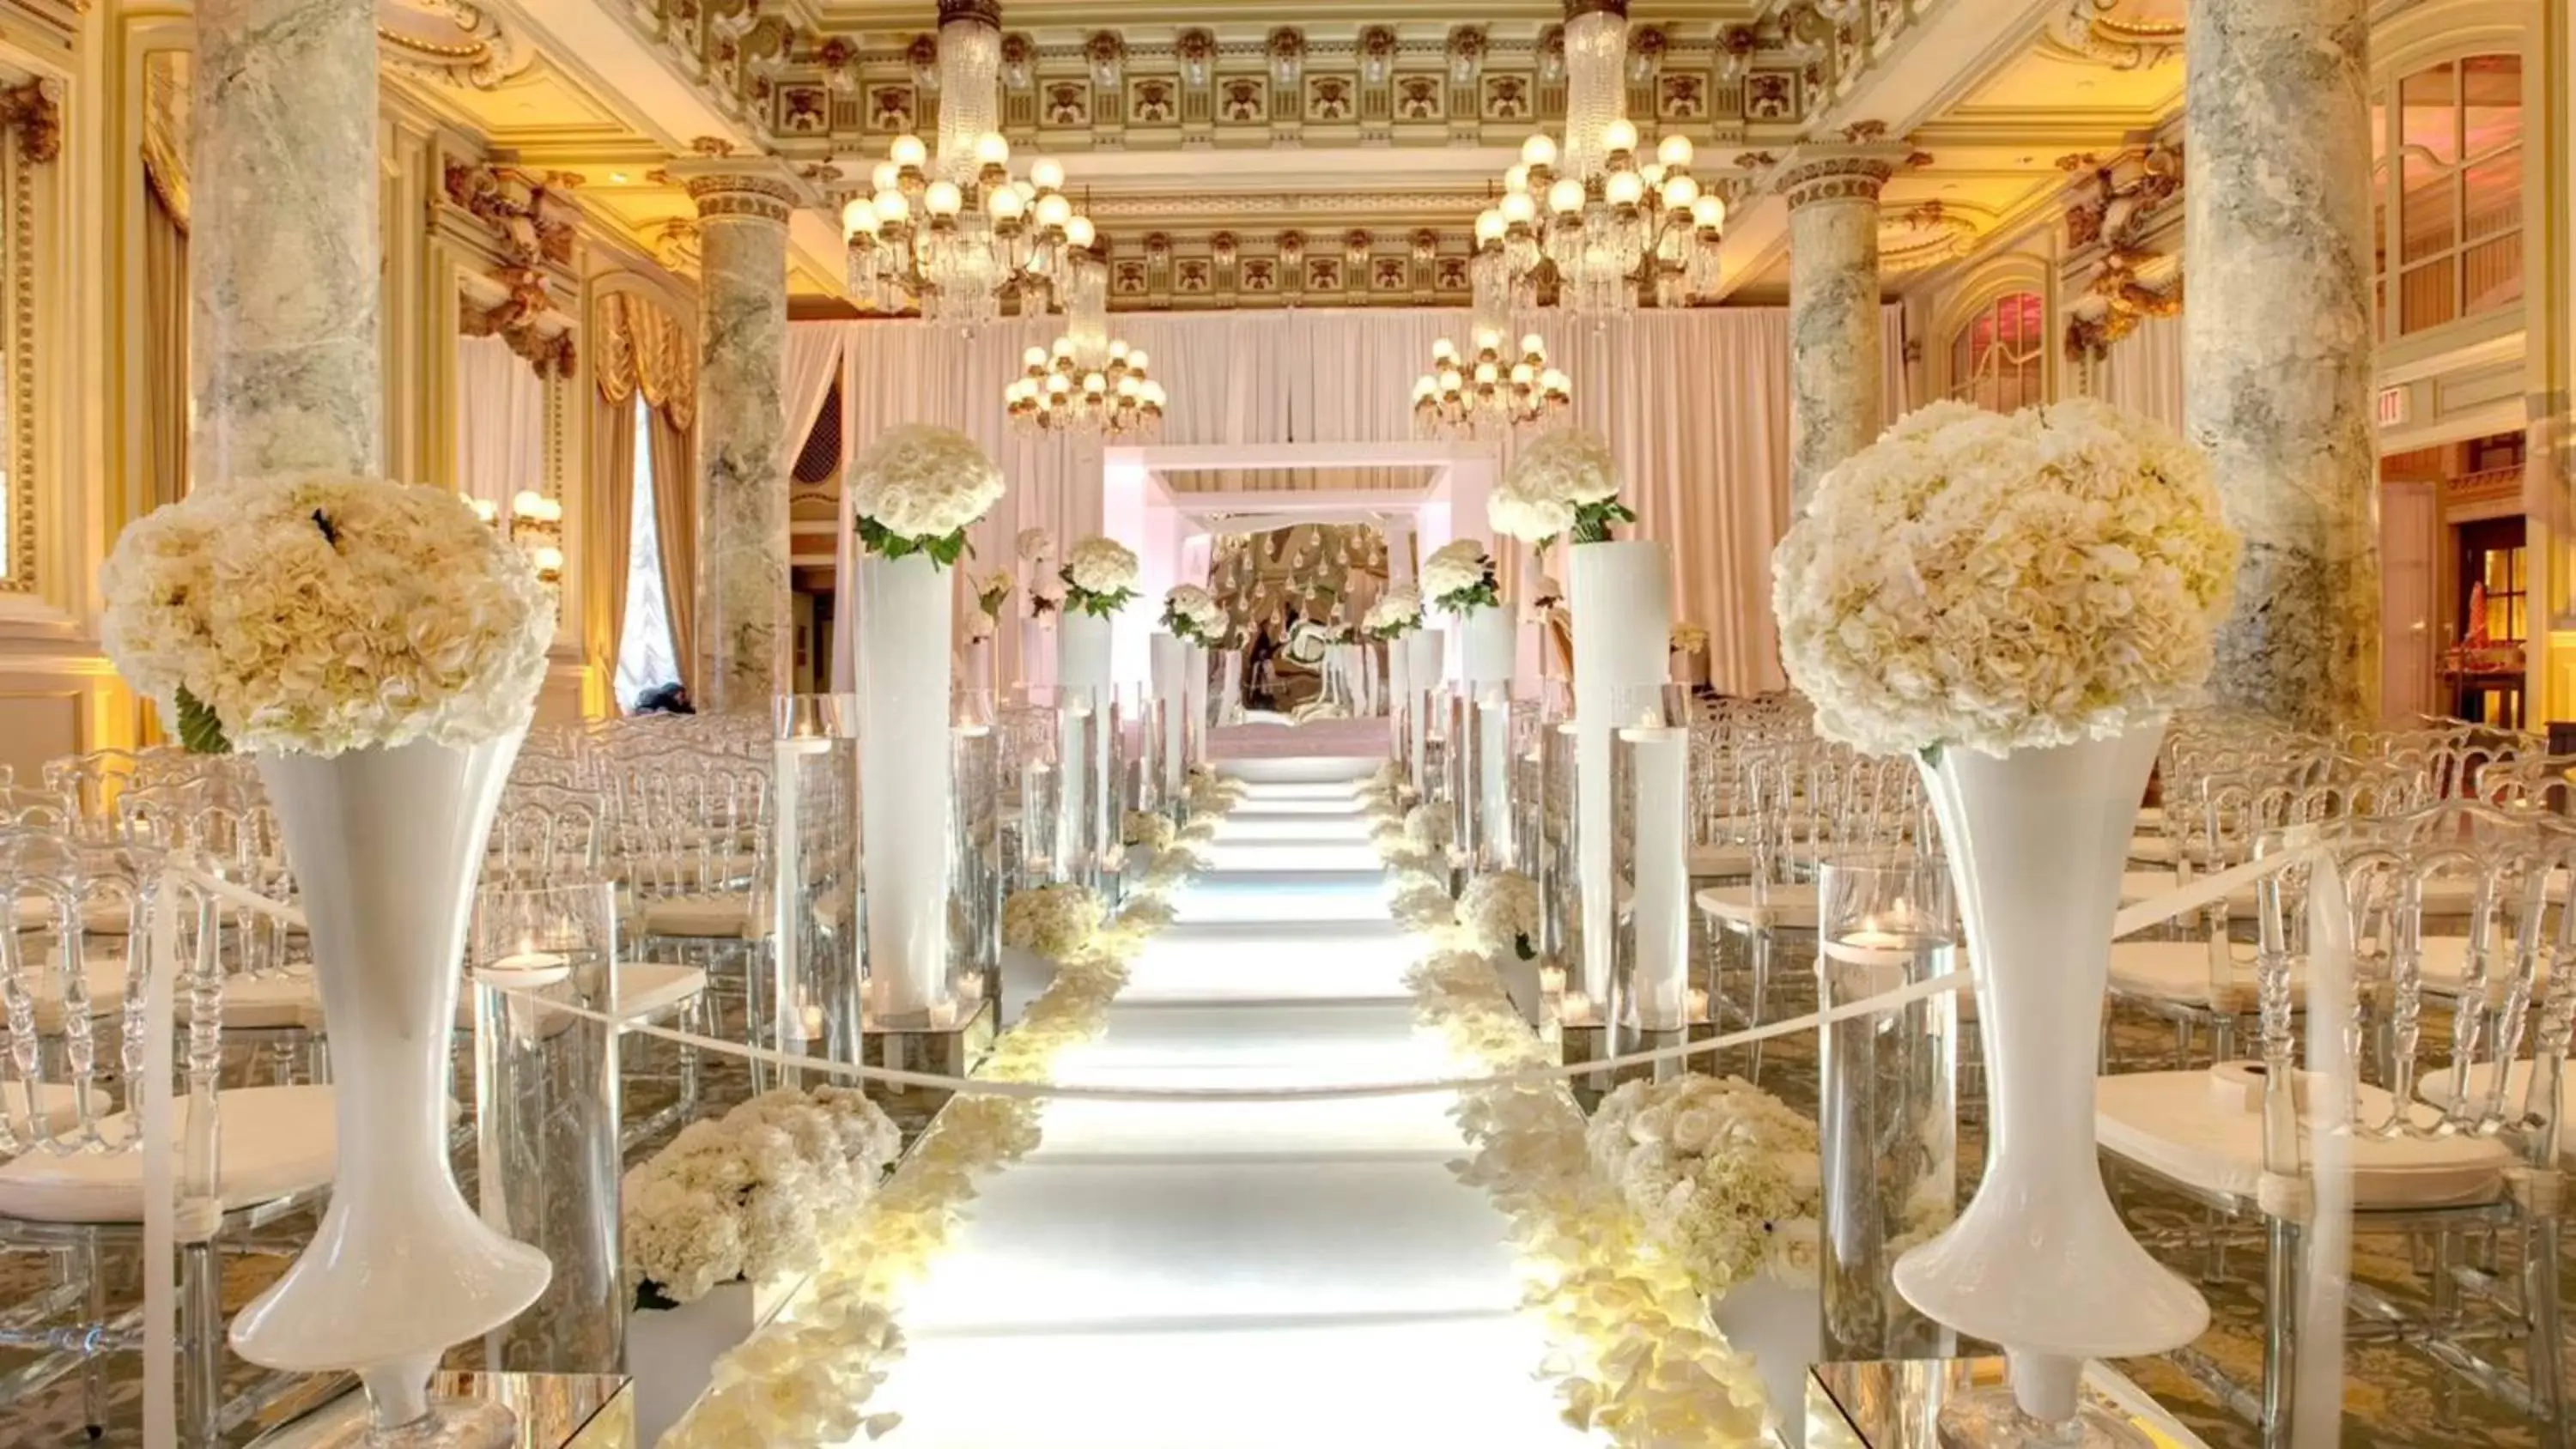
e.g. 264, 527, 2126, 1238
2253, 820, 2576, 1178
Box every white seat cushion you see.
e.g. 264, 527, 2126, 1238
210, 971, 325, 1031
1687, 842, 1756, 878
1694, 883, 1817, 931
1, 1085, 113, 1143
2097, 1070, 2512, 1210
2418, 1060, 2576, 1160
617, 961, 708, 1022
639, 893, 769, 940
2106, 940, 2299, 1009
0, 1084, 335, 1223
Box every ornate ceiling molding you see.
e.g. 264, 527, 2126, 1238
2037, 0, 2183, 71
1880, 199, 1978, 273
379, 0, 538, 90
2058, 142, 2183, 360
0, 78, 61, 165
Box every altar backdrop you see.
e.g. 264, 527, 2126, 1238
811, 305, 1908, 695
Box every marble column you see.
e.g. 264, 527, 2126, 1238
2186, 0, 2380, 729
1782, 151, 1895, 509
190, 0, 382, 488
674, 164, 799, 713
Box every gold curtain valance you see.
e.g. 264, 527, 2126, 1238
594, 289, 696, 430
141, 52, 191, 233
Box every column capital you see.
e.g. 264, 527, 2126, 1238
1772, 143, 1914, 212
662, 155, 812, 227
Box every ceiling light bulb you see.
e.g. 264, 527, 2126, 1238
1473, 327, 1502, 355
1640, 162, 1667, 187
1052, 335, 1077, 357
1473, 361, 1499, 385
1520, 333, 1546, 357
1141, 381, 1165, 407
1656, 134, 1695, 169
988, 185, 1026, 219
842, 197, 880, 235
1547, 178, 1586, 215
975, 131, 1011, 167
924, 179, 963, 216
1413, 376, 1437, 403
1432, 336, 1457, 361
1504, 164, 1531, 195
512, 489, 544, 516
1045, 373, 1071, 393
1500, 191, 1536, 227
1035, 193, 1072, 229
1602, 118, 1639, 155
1475, 209, 1505, 243
1030, 158, 1065, 191
1065, 215, 1096, 248
1605, 171, 1646, 208
871, 161, 900, 192
1083, 372, 1107, 394
1126, 349, 1148, 373
1024, 345, 1049, 368
1108, 338, 1129, 360
1692, 194, 1727, 229
1520, 134, 1559, 168
1438, 367, 1464, 392
1117, 375, 1140, 398
890, 134, 928, 169
1510, 361, 1535, 385
874, 189, 910, 223
1662, 174, 1700, 210
1540, 367, 1570, 394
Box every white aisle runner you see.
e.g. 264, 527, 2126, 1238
876, 762, 1591, 1448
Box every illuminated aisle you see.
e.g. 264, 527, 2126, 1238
879, 761, 1590, 1448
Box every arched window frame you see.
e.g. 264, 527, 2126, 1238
1932, 257, 2054, 414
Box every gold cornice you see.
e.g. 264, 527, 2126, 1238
0, 80, 61, 167
1777, 155, 1896, 210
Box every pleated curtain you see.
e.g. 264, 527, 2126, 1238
817, 305, 1908, 695
456, 335, 547, 514
2100, 312, 2186, 434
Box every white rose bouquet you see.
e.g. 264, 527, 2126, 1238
1588, 1074, 1823, 1294
99, 473, 552, 756
1772, 398, 2239, 760
1420, 539, 1500, 613
623, 1087, 902, 1309
1456, 870, 1540, 961
1122, 809, 1176, 853
1016, 527, 1056, 563
848, 423, 1006, 567
1669, 622, 1709, 656
1491, 428, 1630, 546
1159, 585, 1228, 646
1060, 537, 1140, 618
1362, 584, 1424, 641
1001, 882, 1105, 961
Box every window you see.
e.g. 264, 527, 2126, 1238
1948, 292, 2044, 413
2379, 54, 2522, 337
614, 397, 683, 710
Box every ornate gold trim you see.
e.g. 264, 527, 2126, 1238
2, 140, 36, 592
1778, 155, 1894, 210
0, 80, 61, 167
680, 173, 799, 226
459, 267, 577, 378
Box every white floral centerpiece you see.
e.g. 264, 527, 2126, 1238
1060, 537, 1140, 617
1159, 584, 1227, 646
1771, 397, 2237, 761
1362, 584, 1424, 640
1421, 539, 1501, 613
1669, 622, 1709, 656
1457, 870, 1540, 961
624, 1087, 902, 1310
1122, 809, 1176, 853
849, 424, 1006, 569
1491, 428, 1631, 547
1016, 526, 1055, 564
1588, 1075, 1823, 1296
100, 473, 552, 755
1002, 882, 1106, 961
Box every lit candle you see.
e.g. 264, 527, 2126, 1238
1539, 964, 1567, 1000
927, 998, 961, 1030
1560, 989, 1596, 1026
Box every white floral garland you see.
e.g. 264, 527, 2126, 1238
1360, 792, 1775, 1448
659, 791, 1239, 1446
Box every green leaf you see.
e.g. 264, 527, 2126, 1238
633, 1279, 682, 1313
173, 686, 230, 755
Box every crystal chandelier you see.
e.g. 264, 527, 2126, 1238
1477, 0, 1726, 315
1412, 326, 1570, 436
1005, 255, 1165, 436
840, 0, 1091, 326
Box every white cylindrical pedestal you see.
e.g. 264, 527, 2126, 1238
1017, 615, 1055, 692
1406, 627, 1446, 790
1183, 644, 1209, 769
1151, 633, 1188, 802
1571, 540, 1672, 1002
1624, 725, 1688, 1031
1060, 610, 1113, 698
1385, 636, 1412, 767
857, 553, 954, 1021
1459, 608, 1516, 688
1460, 608, 1516, 869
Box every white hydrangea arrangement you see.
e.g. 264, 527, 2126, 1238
1491, 428, 1631, 546
1016, 527, 1055, 562
99, 473, 553, 756
1159, 585, 1228, 646
1060, 537, 1140, 618
849, 424, 1006, 568
1122, 809, 1176, 853
1456, 870, 1540, 961
1421, 539, 1500, 613
1001, 882, 1105, 961
1588, 1074, 1823, 1295
1362, 584, 1424, 640
623, 1086, 902, 1309
1774, 398, 2239, 760
1669, 622, 1709, 655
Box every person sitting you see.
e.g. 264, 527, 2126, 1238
633, 682, 696, 716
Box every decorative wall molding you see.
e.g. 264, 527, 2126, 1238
2038, 0, 2184, 71
379, 1, 538, 91
0, 78, 60, 166
2057, 143, 2183, 361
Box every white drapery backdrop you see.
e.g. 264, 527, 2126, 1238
2100, 312, 2185, 434
456, 334, 545, 514
817, 305, 1906, 695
